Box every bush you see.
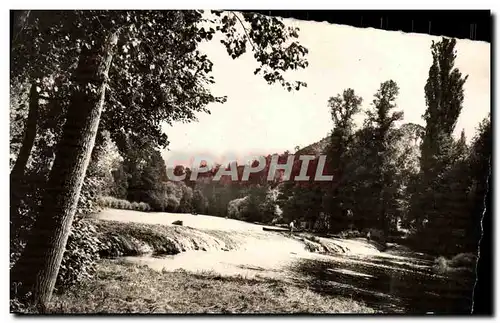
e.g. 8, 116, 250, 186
450, 253, 477, 268
76, 174, 103, 215
97, 196, 152, 212
178, 184, 194, 213
434, 256, 449, 274
433, 253, 477, 274
338, 229, 363, 239
365, 228, 385, 244
142, 190, 167, 211
10, 298, 38, 314
55, 217, 101, 291
117, 199, 127, 209
138, 202, 151, 212
307, 235, 321, 243
166, 195, 181, 212
192, 189, 208, 214
227, 196, 249, 220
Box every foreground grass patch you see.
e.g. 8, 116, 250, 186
48, 260, 375, 314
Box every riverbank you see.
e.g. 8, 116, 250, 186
37, 209, 476, 314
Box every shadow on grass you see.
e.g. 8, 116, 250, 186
289, 254, 476, 314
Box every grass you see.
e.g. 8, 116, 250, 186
48, 260, 375, 314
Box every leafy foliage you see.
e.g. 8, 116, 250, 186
215, 11, 308, 91
407, 38, 474, 255
322, 89, 363, 229
56, 217, 100, 290
97, 196, 151, 212
363, 80, 404, 234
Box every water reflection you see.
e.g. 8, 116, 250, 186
289, 254, 475, 314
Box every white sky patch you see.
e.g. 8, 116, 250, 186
162, 17, 490, 166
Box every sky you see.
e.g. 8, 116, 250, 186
161, 15, 491, 167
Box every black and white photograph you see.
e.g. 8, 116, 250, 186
9, 8, 492, 315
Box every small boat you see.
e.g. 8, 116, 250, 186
262, 226, 289, 232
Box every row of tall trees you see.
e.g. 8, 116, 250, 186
277, 81, 408, 234
408, 38, 490, 254
277, 37, 490, 257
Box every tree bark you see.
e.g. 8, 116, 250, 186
10, 82, 39, 246
10, 31, 118, 309
11, 83, 39, 179
11, 10, 31, 45
10, 10, 36, 194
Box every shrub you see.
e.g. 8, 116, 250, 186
307, 235, 321, 243
192, 189, 208, 214
141, 203, 151, 212
434, 256, 449, 274
55, 217, 101, 291
166, 195, 181, 212
97, 196, 152, 212
433, 253, 477, 274
117, 199, 126, 209
227, 196, 249, 220
11, 164, 106, 293
365, 228, 385, 244
450, 253, 477, 268
178, 184, 194, 213
338, 229, 363, 239
10, 297, 38, 314
76, 174, 103, 216
137, 202, 150, 212
143, 191, 167, 211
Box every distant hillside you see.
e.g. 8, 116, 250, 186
295, 122, 423, 157
296, 136, 330, 156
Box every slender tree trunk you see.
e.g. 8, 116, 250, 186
10, 10, 36, 202
10, 83, 39, 236
11, 83, 39, 179
10, 9, 36, 188
11, 31, 119, 309
11, 10, 31, 45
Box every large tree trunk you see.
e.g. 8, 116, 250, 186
10, 82, 40, 248
10, 31, 118, 309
